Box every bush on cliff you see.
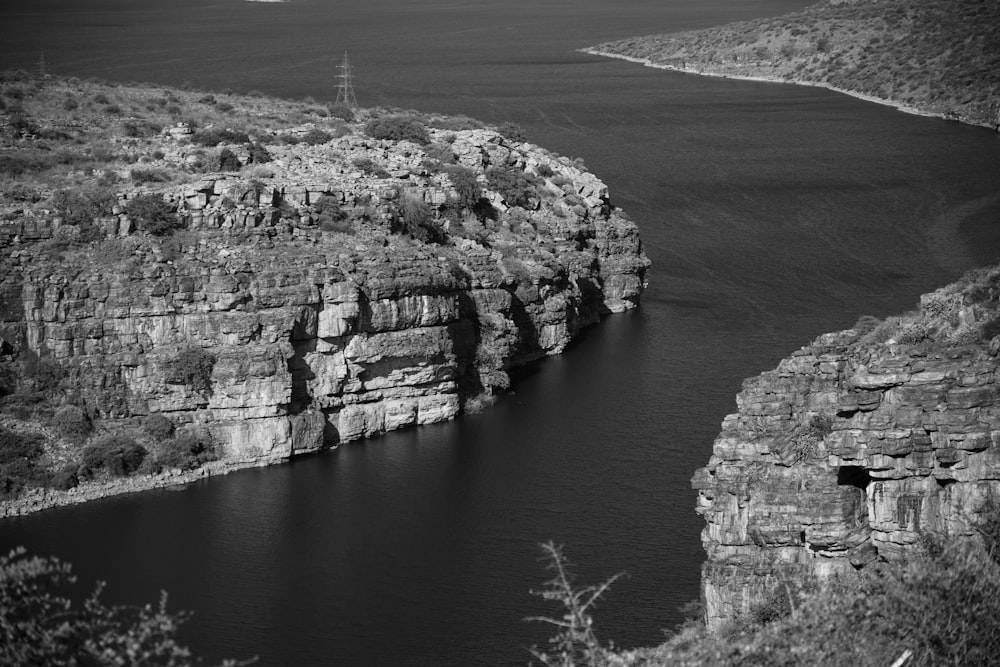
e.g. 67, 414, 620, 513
190, 127, 250, 147
49, 186, 115, 241
365, 115, 430, 146
444, 165, 482, 210
217, 147, 242, 171
165, 346, 216, 395
393, 194, 446, 244
80, 434, 147, 478
0, 427, 44, 498
142, 413, 175, 442
486, 166, 537, 208
153, 429, 218, 472
52, 404, 92, 443
0, 547, 220, 665
124, 194, 182, 236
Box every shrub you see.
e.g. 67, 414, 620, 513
142, 413, 175, 441
124, 194, 182, 236
0, 548, 219, 665
80, 434, 146, 477
300, 128, 333, 145
165, 347, 215, 395
247, 143, 271, 164
154, 429, 217, 471
49, 186, 115, 237
497, 121, 527, 143
313, 194, 346, 221
0, 150, 56, 177
352, 157, 389, 178
0, 427, 43, 466
394, 194, 445, 244
424, 142, 456, 165
129, 168, 172, 185
217, 147, 242, 171
364, 116, 430, 145
444, 165, 482, 210
486, 166, 537, 208
52, 404, 92, 443
190, 127, 249, 147
328, 103, 355, 122
980, 315, 1000, 341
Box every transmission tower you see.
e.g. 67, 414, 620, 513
334, 51, 358, 110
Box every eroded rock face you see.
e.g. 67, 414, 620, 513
693, 272, 1000, 629
0, 130, 649, 465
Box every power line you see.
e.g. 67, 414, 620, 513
334, 51, 358, 110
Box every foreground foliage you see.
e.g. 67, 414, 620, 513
0, 547, 245, 666
531, 533, 1000, 666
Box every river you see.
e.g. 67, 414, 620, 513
1, 0, 999, 664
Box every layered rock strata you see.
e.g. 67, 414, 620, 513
0, 128, 648, 468
693, 270, 1000, 629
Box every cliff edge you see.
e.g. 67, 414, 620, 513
0, 76, 649, 514
693, 266, 1000, 629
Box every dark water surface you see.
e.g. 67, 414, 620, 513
2, 1, 1000, 664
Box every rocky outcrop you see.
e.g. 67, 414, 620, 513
0, 127, 648, 472
693, 268, 1000, 629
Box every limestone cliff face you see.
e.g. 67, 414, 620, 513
0, 128, 648, 466
693, 270, 1000, 629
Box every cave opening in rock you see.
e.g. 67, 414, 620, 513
837, 465, 871, 489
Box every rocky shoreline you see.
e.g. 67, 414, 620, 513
582, 49, 958, 127
0, 77, 649, 518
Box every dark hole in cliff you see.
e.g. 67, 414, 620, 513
0, 339, 13, 356
935, 477, 957, 488
837, 466, 871, 489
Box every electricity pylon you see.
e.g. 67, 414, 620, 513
334, 51, 358, 110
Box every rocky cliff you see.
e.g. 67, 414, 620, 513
0, 77, 648, 510
693, 267, 1000, 629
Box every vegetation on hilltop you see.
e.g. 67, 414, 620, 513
590, 0, 1000, 128
0, 70, 629, 505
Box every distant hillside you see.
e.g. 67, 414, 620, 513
587, 0, 1000, 129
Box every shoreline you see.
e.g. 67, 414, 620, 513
0, 456, 285, 519
581, 48, 997, 131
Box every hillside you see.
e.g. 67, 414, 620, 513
0, 72, 649, 514
587, 0, 1000, 129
